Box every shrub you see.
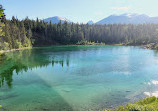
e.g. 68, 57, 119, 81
116, 97, 158, 111
15, 40, 23, 49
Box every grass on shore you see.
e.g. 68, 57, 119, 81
114, 97, 158, 111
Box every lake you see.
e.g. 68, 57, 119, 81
1, 45, 158, 111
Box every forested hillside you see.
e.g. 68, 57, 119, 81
16, 17, 158, 46
0, 5, 31, 51
1, 5, 158, 50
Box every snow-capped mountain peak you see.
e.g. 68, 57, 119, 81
44, 16, 72, 24
96, 13, 158, 24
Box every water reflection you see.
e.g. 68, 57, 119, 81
0, 49, 70, 88
1, 46, 158, 90
52, 59, 69, 67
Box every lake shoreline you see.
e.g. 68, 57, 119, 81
0, 44, 150, 54
0, 47, 32, 54
0, 43, 156, 55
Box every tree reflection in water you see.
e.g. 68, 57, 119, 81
0, 49, 70, 88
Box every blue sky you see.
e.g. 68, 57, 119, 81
1, 0, 158, 23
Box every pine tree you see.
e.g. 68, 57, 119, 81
0, 5, 5, 36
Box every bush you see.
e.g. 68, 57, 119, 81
116, 97, 158, 111
23, 38, 32, 47
0, 42, 10, 50
15, 40, 23, 49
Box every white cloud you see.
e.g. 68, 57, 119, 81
111, 6, 131, 11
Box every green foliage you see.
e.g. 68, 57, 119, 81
0, 23, 32, 50
0, 22, 4, 36
0, 42, 9, 50
76, 40, 105, 45
0, 11, 32, 51
0, 5, 4, 20
116, 97, 158, 111
24, 37, 32, 47
0, 5, 5, 36
9, 16, 157, 47
3, 42, 9, 50
15, 40, 23, 49
143, 43, 158, 50
28, 20, 158, 47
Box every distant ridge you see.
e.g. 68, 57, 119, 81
96, 13, 158, 24
43, 16, 72, 24
43, 14, 158, 25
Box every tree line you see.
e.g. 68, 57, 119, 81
1, 5, 158, 50
14, 17, 158, 46
21, 18, 158, 45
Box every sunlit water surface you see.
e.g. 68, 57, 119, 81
1, 45, 158, 111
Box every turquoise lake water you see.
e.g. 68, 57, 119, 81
1, 45, 158, 111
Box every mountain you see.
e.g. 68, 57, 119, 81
87, 20, 94, 24
43, 16, 72, 24
96, 13, 158, 24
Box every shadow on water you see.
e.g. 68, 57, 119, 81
31, 79, 74, 111
0, 77, 74, 111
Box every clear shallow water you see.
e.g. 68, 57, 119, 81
1, 45, 158, 111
